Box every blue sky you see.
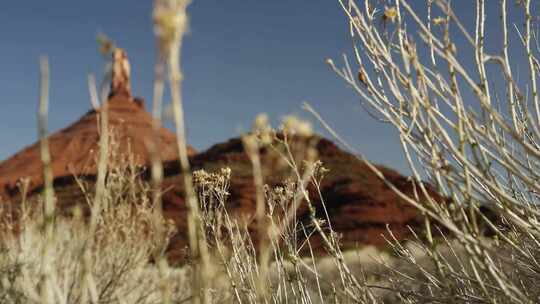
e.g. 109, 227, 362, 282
0, 1, 533, 175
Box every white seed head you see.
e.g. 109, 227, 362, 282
252, 113, 273, 145
153, 0, 192, 57
297, 120, 313, 137
281, 115, 312, 137
253, 113, 270, 132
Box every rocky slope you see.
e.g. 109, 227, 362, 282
160, 136, 440, 263
0, 49, 195, 201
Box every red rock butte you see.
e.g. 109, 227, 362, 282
159, 136, 445, 263
0, 48, 466, 265
0, 49, 195, 198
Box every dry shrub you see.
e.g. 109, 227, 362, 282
323, 0, 540, 302
0, 134, 192, 304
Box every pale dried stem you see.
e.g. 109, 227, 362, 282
328, 0, 540, 301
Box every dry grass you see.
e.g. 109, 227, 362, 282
0, 143, 189, 303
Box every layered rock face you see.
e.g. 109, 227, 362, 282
160, 136, 440, 263
0, 49, 195, 200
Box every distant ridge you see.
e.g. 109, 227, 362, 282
161, 135, 442, 263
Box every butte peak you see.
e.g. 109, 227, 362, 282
109, 48, 133, 100
0, 48, 196, 199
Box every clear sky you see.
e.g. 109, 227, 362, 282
0, 1, 533, 175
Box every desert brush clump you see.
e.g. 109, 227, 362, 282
0, 139, 189, 304
322, 0, 540, 302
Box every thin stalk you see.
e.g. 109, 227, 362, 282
38, 55, 55, 304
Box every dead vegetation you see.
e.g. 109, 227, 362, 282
1, 0, 540, 303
